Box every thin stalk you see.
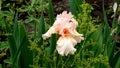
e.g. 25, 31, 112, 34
34, 22, 36, 38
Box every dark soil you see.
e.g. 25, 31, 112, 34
52, 0, 69, 16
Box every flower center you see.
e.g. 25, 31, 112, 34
63, 28, 70, 37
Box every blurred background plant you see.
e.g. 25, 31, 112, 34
0, 0, 120, 68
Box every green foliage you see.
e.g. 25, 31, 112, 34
0, 64, 2, 68
0, 52, 6, 59
0, 42, 9, 50
80, 54, 110, 68
0, 0, 120, 68
29, 38, 49, 68
18, 0, 48, 13
48, 0, 54, 25
4, 12, 33, 68
77, 3, 95, 35
28, 1, 112, 68
37, 13, 45, 38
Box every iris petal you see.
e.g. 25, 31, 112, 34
56, 37, 77, 56
42, 26, 57, 40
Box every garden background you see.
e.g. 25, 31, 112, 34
0, 0, 120, 68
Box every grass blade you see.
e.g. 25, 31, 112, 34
48, 0, 54, 25
19, 24, 33, 68
110, 51, 120, 68
115, 57, 120, 68
13, 12, 20, 48
102, 1, 112, 57
69, 0, 77, 16
4, 18, 17, 60
50, 34, 56, 55
48, 0, 56, 57
37, 13, 45, 38
12, 24, 33, 68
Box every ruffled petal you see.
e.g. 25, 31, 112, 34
56, 36, 77, 56
72, 30, 84, 43
42, 26, 57, 40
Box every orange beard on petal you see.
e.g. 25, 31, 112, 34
63, 28, 70, 37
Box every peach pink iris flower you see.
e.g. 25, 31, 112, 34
42, 11, 84, 56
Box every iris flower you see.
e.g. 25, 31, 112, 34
112, 2, 120, 24
113, 2, 118, 13
42, 11, 84, 56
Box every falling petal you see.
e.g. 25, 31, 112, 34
42, 26, 58, 40
71, 30, 84, 43
56, 36, 77, 56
